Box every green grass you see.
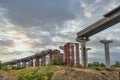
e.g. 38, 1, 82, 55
9, 66, 65, 80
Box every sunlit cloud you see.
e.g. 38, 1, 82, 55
0, 0, 120, 63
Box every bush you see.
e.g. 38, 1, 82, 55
112, 61, 120, 67
48, 54, 65, 66
24, 73, 33, 80
17, 74, 25, 80
73, 64, 82, 68
1, 66, 10, 71
0, 61, 1, 69
11, 66, 25, 70
65, 66, 70, 71
46, 71, 53, 80
34, 71, 45, 80
88, 62, 105, 68
41, 63, 46, 66
0, 62, 5, 70
17, 68, 54, 80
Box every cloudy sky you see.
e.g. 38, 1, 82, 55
0, 0, 120, 63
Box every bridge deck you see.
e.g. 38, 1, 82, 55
77, 6, 120, 38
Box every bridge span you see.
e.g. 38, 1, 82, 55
4, 49, 60, 67
76, 6, 120, 68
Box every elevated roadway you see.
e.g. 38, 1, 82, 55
76, 6, 120, 68
77, 6, 120, 38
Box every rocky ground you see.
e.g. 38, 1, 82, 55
52, 68, 119, 80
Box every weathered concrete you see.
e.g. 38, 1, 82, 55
63, 43, 80, 67
77, 6, 120, 38
86, 48, 91, 67
76, 6, 119, 68
59, 46, 65, 62
76, 38, 89, 68
80, 48, 91, 67
3, 49, 60, 67
59, 46, 64, 50
76, 43, 80, 65
100, 40, 113, 69
35, 57, 39, 66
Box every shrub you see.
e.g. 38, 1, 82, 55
48, 54, 65, 66
88, 62, 105, 68
17, 68, 54, 80
73, 64, 82, 68
41, 63, 46, 66
0, 61, 1, 69
17, 74, 25, 80
24, 73, 33, 80
46, 71, 53, 80
34, 71, 46, 80
65, 66, 70, 71
11, 66, 25, 70
1, 66, 10, 71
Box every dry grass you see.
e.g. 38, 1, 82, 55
0, 70, 15, 80
1, 66, 120, 80
52, 68, 119, 80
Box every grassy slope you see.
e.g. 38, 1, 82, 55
10, 66, 65, 80
3, 66, 120, 80
0, 70, 15, 80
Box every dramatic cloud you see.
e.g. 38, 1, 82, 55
0, 0, 120, 63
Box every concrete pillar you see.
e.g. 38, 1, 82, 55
80, 48, 91, 67
64, 43, 71, 66
76, 43, 80, 65
100, 40, 113, 69
66, 43, 71, 66
59, 46, 65, 62
17, 61, 21, 67
86, 48, 91, 66
49, 53, 52, 61
76, 37, 89, 68
41, 55, 46, 65
64, 45, 67, 65
71, 45, 74, 66
22, 60, 26, 67
28, 58, 33, 67
35, 57, 39, 66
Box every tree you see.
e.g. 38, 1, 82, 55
48, 54, 65, 65
112, 61, 120, 67
88, 62, 105, 67
0, 61, 1, 69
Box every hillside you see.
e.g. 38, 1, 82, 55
0, 70, 15, 80
0, 66, 120, 80
52, 68, 119, 80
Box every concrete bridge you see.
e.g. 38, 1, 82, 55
76, 6, 120, 68
4, 49, 60, 67
4, 43, 80, 67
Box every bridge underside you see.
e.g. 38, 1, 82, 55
77, 6, 120, 38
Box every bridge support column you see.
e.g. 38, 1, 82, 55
35, 57, 39, 66
76, 37, 89, 68
22, 60, 26, 67
59, 46, 65, 62
80, 48, 91, 67
28, 58, 33, 67
71, 45, 74, 66
85, 48, 91, 67
41, 55, 46, 65
100, 40, 113, 69
76, 43, 80, 65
